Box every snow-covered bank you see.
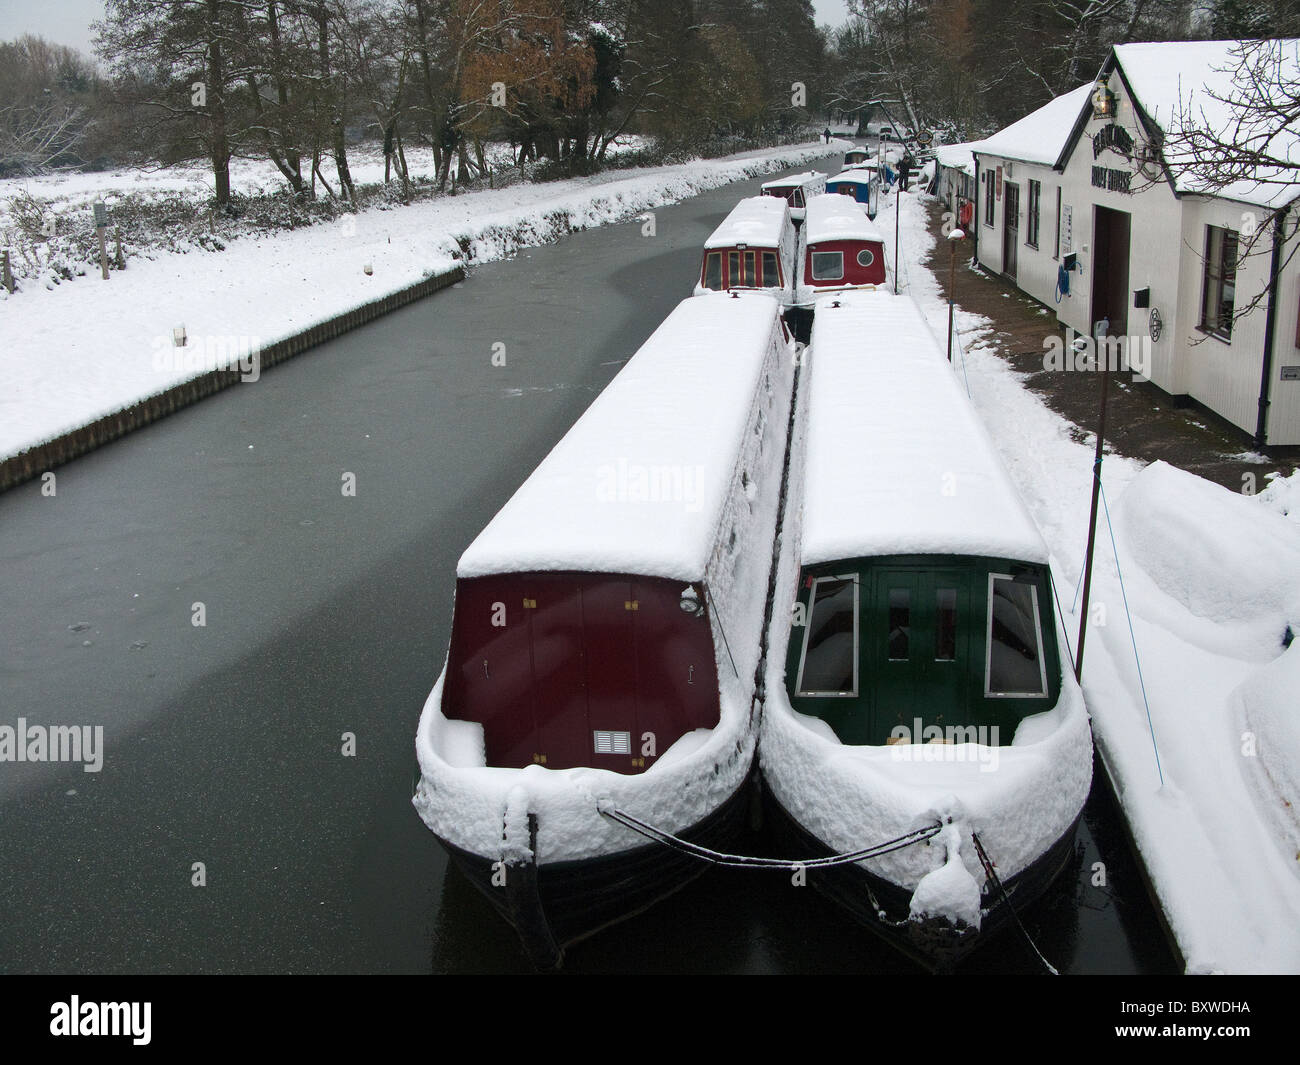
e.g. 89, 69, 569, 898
884, 187, 1300, 973
0, 139, 843, 461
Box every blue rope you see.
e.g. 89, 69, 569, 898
1100, 479, 1165, 787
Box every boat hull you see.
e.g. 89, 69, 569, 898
763, 786, 1080, 972
439, 769, 755, 969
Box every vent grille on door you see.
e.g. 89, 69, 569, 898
593, 730, 632, 755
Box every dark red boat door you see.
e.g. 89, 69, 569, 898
633, 580, 719, 763
582, 579, 641, 770
524, 580, 590, 768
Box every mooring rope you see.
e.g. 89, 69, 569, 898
970, 830, 1059, 976
598, 803, 942, 871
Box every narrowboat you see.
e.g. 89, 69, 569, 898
824, 170, 880, 217
760, 170, 827, 224
843, 146, 871, 169
760, 289, 1092, 972
796, 193, 888, 305
414, 291, 797, 969
694, 196, 799, 307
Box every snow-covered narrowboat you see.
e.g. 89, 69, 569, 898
414, 292, 797, 968
843, 146, 871, 169
760, 289, 1092, 971
760, 170, 827, 224
824, 170, 880, 217
796, 193, 888, 306
694, 196, 799, 307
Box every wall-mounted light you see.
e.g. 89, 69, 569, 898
1092, 77, 1117, 118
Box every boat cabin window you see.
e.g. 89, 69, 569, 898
762, 251, 780, 286
985, 574, 1048, 697
792, 189, 805, 208
703, 252, 723, 290
811, 251, 844, 281
796, 574, 858, 696
856, 248, 875, 268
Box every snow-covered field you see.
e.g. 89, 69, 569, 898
883, 186, 1300, 973
0, 138, 840, 460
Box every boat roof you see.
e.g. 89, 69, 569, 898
800, 290, 1048, 567
703, 196, 791, 249
761, 170, 825, 190
826, 169, 874, 186
458, 292, 785, 582
804, 193, 885, 244
844, 147, 870, 156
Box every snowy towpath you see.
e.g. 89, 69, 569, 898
881, 185, 1300, 973
0, 139, 842, 461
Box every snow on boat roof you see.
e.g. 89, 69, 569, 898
826, 169, 873, 186
977, 83, 1093, 166
761, 170, 825, 190
1114, 39, 1300, 208
703, 195, 791, 249
801, 290, 1048, 567
458, 292, 783, 582
804, 193, 884, 245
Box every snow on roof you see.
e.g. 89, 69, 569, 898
804, 193, 884, 245
761, 170, 825, 190
932, 140, 987, 176
977, 83, 1093, 167
826, 169, 873, 186
1114, 39, 1300, 208
800, 290, 1048, 567
703, 195, 791, 249
457, 292, 783, 582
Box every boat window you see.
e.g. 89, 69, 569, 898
761, 252, 780, 287
887, 588, 910, 660
985, 574, 1048, 697
797, 575, 858, 695
936, 588, 956, 661
856, 248, 875, 268
728, 251, 740, 288
811, 251, 844, 281
703, 252, 722, 291
792, 189, 805, 208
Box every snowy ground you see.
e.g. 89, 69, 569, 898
0, 138, 842, 460
882, 186, 1300, 974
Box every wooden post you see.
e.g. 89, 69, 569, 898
894, 186, 900, 295
1, 249, 13, 293
93, 201, 109, 280
946, 229, 964, 362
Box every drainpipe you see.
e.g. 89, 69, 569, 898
1255, 204, 1289, 448
973, 159, 981, 264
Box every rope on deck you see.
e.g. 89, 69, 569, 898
597, 802, 942, 871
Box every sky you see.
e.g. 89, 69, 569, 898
2, 0, 853, 59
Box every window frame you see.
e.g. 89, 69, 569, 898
1053, 186, 1062, 260
810, 250, 845, 281
984, 573, 1049, 699
983, 172, 995, 228
856, 248, 876, 268
1026, 179, 1041, 249
795, 573, 860, 697
1199, 224, 1238, 341
702, 251, 722, 291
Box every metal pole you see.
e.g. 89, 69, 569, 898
947, 237, 957, 361
1075, 341, 1111, 681
894, 187, 900, 295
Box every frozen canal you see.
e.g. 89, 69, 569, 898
0, 156, 1175, 973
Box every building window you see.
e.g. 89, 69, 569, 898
1026, 180, 1041, 248
1200, 225, 1238, 340
1054, 187, 1062, 260
983, 172, 995, 227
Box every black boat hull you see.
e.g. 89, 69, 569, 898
763, 786, 1080, 972
440, 769, 755, 969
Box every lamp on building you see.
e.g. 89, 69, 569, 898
1092, 77, 1117, 118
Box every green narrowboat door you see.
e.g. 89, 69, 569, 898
865, 567, 971, 746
